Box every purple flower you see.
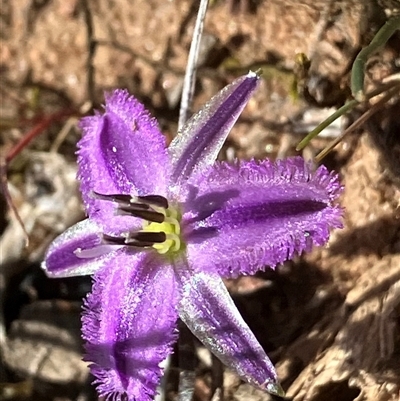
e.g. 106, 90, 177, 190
42, 72, 343, 401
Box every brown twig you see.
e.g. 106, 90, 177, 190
316, 83, 400, 162
81, 0, 96, 105
2, 108, 76, 246
6, 109, 76, 164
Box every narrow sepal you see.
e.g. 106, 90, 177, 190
176, 264, 280, 392
168, 72, 260, 188
82, 252, 178, 401
183, 157, 343, 277
42, 219, 112, 278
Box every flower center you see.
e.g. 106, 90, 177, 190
141, 207, 181, 254
94, 192, 183, 255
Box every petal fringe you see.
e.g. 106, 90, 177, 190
82, 252, 178, 401
184, 157, 343, 277
78, 90, 169, 230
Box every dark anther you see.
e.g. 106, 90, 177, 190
103, 234, 129, 246
117, 207, 165, 223
137, 195, 169, 209
93, 191, 139, 206
93, 191, 168, 210
102, 231, 166, 247
132, 231, 167, 243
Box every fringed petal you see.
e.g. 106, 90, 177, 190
82, 252, 178, 401
183, 157, 343, 277
78, 90, 169, 230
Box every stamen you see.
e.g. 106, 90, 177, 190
92, 191, 168, 211
92, 191, 182, 255
117, 207, 165, 223
137, 194, 169, 209
102, 234, 130, 246
92, 191, 134, 205
131, 231, 167, 244
103, 232, 167, 247
102, 233, 154, 248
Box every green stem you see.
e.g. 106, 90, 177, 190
351, 16, 400, 101
296, 99, 357, 150
296, 80, 399, 151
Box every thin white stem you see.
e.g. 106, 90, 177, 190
178, 0, 210, 131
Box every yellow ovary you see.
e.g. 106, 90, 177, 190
141, 208, 182, 254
